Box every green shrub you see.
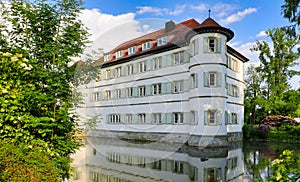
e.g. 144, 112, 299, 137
0, 139, 60, 182
269, 150, 300, 181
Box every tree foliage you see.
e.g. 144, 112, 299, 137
282, 0, 300, 26
246, 28, 300, 122
0, 0, 89, 179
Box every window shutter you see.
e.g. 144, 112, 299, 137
236, 61, 240, 73
166, 54, 172, 67
145, 113, 151, 124
161, 55, 167, 68
110, 69, 115, 79
183, 79, 190, 92
216, 72, 222, 87
228, 113, 232, 124
183, 112, 190, 124
183, 51, 189, 63
228, 84, 233, 96
145, 85, 151, 96
195, 39, 199, 55
162, 82, 172, 94
146, 59, 152, 71
166, 113, 172, 124
133, 63, 138, 74
120, 67, 125, 76
132, 114, 137, 124
217, 38, 222, 53
203, 37, 208, 52
120, 114, 125, 124
203, 72, 209, 87
204, 111, 208, 125
132, 87, 138, 97
236, 114, 239, 124
106, 114, 110, 124
217, 111, 222, 125
225, 111, 228, 125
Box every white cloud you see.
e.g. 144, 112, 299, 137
211, 3, 238, 18
79, 9, 143, 58
136, 5, 186, 16
228, 41, 260, 66
190, 3, 207, 12
256, 31, 267, 37
190, 3, 238, 18
220, 8, 257, 25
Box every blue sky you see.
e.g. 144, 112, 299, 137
79, 0, 299, 88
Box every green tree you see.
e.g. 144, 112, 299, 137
0, 0, 89, 179
244, 64, 264, 124
251, 28, 300, 116
282, 0, 300, 27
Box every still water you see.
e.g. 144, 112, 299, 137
69, 138, 300, 182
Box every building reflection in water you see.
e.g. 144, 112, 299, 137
69, 138, 245, 182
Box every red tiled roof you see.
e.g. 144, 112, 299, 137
101, 17, 236, 65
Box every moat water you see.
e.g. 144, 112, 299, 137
69, 137, 300, 182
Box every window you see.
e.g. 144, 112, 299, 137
138, 113, 146, 123
191, 73, 197, 88
114, 89, 121, 99
142, 41, 151, 51
173, 161, 184, 174
109, 114, 120, 123
104, 54, 110, 62
204, 72, 221, 87
128, 46, 136, 55
152, 113, 162, 124
228, 84, 239, 97
157, 36, 168, 46
232, 113, 238, 124
152, 57, 162, 70
152, 83, 161, 95
115, 67, 121, 78
173, 113, 183, 124
138, 61, 146, 73
92, 92, 101, 101
208, 110, 216, 124
209, 38, 216, 52
191, 39, 199, 56
227, 157, 238, 169
126, 87, 133, 98
227, 56, 239, 72
173, 52, 184, 65
204, 110, 218, 125
209, 73, 216, 86
138, 86, 145, 97
204, 37, 221, 53
105, 69, 110, 80
232, 85, 238, 97
191, 111, 196, 124
204, 168, 222, 182
104, 90, 111, 100
125, 114, 132, 123
173, 80, 183, 93
126, 64, 133, 75
115, 50, 122, 59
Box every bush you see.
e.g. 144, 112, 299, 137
269, 150, 300, 181
0, 139, 60, 181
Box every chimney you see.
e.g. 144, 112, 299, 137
165, 20, 175, 33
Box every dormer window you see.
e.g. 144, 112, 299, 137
128, 46, 136, 55
115, 50, 122, 59
157, 36, 168, 46
104, 54, 110, 62
142, 41, 151, 51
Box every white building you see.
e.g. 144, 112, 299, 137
77, 17, 249, 147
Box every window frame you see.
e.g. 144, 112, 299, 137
115, 67, 121, 78
152, 83, 162, 95
138, 113, 146, 124
128, 46, 136, 55
157, 36, 168, 46
138, 61, 147, 73
173, 51, 184, 65
142, 41, 151, 51
152, 113, 162, 124
115, 50, 122, 59
152, 57, 162, 70
173, 80, 184, 93
138, 86, 146, 97
173, 112, 184, 124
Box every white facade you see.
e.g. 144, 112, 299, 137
76, 18, 248, 145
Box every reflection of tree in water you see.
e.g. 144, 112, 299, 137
243, 141, 300, 181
